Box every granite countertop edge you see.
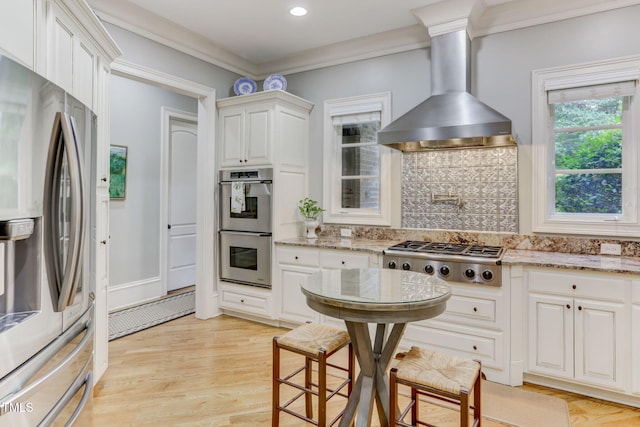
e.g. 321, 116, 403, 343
275, 237, 640, 275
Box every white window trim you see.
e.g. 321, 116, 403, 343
532, 55, 640, 237
322, 92, 401, 226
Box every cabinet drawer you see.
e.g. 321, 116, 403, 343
220, 287, 269, 315
528, 268, 626, 301
445, 294, 496, 323
277, 247, 319, 267
403, 324, 501, 369
320, 250, 370, 269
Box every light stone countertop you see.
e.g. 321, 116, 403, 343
275, 236, 403, 254
275, 237, 640, 275
502, 249, 640, 275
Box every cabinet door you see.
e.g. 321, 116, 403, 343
574, 298, 626, 390
219, 108, 245, 167
0, 0, 36, 69
244, 105, 272, 166
633, 304, 640, 394
47, 2, 74, 93
527, 293, 573, 379
279, 266, 318, 324
73, 37, 96, 109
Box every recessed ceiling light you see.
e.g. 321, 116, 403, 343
289, 6, 307, 17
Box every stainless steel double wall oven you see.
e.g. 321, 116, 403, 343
219, 168, 273, 288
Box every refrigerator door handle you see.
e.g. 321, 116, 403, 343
43, 112, 86, 312
38, 363, 93, 427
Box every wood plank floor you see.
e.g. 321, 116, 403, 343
93, 314, 640, 426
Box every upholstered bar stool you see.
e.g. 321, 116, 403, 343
390, 347, 482, 427
272, 323, 354, 426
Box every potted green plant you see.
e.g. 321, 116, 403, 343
298, 197, 325, 238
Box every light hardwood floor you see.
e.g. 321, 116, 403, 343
93, 314, 640, 426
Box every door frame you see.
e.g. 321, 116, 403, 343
110, 59, 219, 320
160, 107, 198, 295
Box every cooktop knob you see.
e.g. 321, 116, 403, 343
464, 269, 475, 279
439, 265, 450, 276
482, 270, 494, 281
388, 261, 397, 269
402, 262, 411, 270
424, 265, 434, 274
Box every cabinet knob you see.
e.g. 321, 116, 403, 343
101, 176, 107, 182
578, 306, 583, 311
566, 304, 571, 309
240, 299, 245, 303
100, 240, 107, 245
341, 260, 345, 265
473, 345, 477, 351
295, 256, 298, 260
473, 307, 478, 312
572, 284, 577, 290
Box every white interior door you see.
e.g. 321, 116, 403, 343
167, 118, 197, 291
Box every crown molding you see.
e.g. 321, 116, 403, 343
89, 0, 257, 77
90, 0, 640, 79
255, 25, 430, 78
474, 0, 640, 37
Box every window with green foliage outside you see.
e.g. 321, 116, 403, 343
553, 97, 623, 214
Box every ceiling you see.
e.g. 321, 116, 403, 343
88, 0, 639, 78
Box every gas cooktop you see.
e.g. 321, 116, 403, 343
383, 241, 504, 286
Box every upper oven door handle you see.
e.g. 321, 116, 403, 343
219, 180, 272, 185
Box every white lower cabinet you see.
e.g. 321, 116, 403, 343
219, 282, 272, 318
633, 280, 640, 395
401, 282, 509, 384
279, 267, 319, 324
275, 245, 373, 326
526, 268, 628, 392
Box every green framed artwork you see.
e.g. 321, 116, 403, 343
109, 145, 128, 199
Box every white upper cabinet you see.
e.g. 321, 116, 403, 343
0, 0, 38, 69
219, 104, 272, 167
217, 90, 313, 169
46, 0, 98, 109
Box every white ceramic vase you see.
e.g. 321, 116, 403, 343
304, 219, 319, 239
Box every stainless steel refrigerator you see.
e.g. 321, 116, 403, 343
0, 53, 95, 425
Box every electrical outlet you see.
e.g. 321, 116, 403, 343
340, 228, 352, 238
600, 243, 621, 255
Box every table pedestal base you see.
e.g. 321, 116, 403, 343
339, 322, 406, 427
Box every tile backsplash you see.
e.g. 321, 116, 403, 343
401, 147, 518, 233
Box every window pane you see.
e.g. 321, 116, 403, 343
342, 178, 379, 209
555, 173, 622, 214
341, 122, 379, 144
342, 145, 380, 176
554, 97, 622, 128
555, 129, 622, 169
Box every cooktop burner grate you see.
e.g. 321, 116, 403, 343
387, 241, 504, 259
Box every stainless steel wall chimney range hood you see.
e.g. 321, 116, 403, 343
378, 29, 514, 151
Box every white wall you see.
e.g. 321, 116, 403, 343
108, 75, 197, 309
104, 24, 241, 310
104, 23, 241, 98
285, 5, 640, 234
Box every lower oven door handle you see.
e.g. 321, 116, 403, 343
219, 230, 272, 237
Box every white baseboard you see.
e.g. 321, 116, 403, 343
108, 277, 163, 311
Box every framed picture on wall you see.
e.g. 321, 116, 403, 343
109, 145, 128, 199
